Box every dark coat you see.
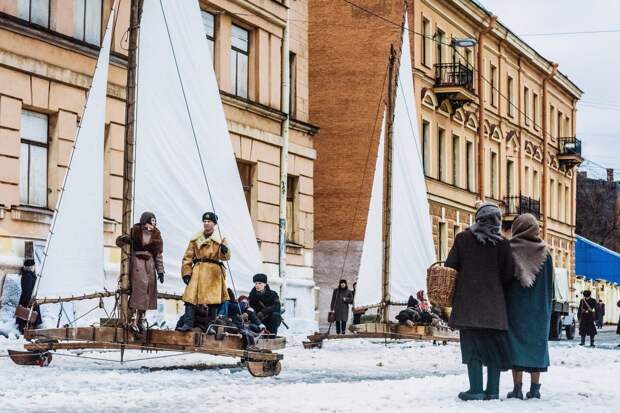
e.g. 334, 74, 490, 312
507, 254, 554, 369
331, 288, 353, 322
445, 230, 515, 331
578, 297, 598, 336
249, 285, 281, 321
17, 268, 42, 330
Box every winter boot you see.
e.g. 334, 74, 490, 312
589, 336, 595, 347
580, 335, 586, 346
484, 367, 501, 400
507, 383, 524, 400
129, 310, 140, 334
176, 303, 196, 332
137, 311, 147, 333
526, 383, 541, 399
458, 361, 485, 401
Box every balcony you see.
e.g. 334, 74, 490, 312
502, 195, 541, 230
433, 63, 477, 109
558, 137, 583, 168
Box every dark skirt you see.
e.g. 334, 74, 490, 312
513, 365, 548, 373
460, 328, 512, 371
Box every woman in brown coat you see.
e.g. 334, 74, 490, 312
116, 212, 165, 334
176, 212, 231, 332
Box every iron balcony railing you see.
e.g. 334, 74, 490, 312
434, 63, 474, 92
558, 137, 582, 157
504, 195, 541, 219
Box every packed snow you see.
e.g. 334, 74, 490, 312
0, 328, 618, 413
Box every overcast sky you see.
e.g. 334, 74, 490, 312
480, 0, 620, 179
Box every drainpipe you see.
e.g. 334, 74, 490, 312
278, 0, 290, 304
541, 62, 558, 240
476, 15, 497, 200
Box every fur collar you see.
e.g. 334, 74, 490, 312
192, 230, 223, 248
131, 224, 163, 254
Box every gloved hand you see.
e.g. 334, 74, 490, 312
157, 272, 165, 284
182, 275, 191, 285
220, 244, 229, 255
259, 324, 266, 331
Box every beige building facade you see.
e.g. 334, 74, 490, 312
0, 0, 318, 322
310, 0, 582, 319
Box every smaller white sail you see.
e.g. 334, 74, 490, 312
37, 7, 114, 300
389, 14, 437, 302
353, 113, 386, 309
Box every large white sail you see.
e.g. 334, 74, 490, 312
37, 9, 114, 300
354, 113, 386, 309
389, 15, 436, 302
134, 0, 264, 295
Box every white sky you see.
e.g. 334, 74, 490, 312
480, 0, 620, 179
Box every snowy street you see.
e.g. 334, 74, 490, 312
1, 329, 618, 413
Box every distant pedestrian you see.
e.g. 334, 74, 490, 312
445, 202, 515, 401
505, 214, 553, 400
578, 290, 598, 347
330, 279, 353, 334
595, 299, 605, 329
16, 258, 42, 333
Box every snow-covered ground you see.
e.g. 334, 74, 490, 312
0, 330, 618, 413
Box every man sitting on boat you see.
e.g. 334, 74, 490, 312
249, 273, 282, 335
216, 291, 266, 346
115, 212, 165, 334
176, 212, 231, 332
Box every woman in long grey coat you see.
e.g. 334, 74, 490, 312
506, 214, 554, 400
116, 212, 165, 334
445, 202, 515, 401
331, 279, 353, 334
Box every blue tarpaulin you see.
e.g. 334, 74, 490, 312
575, 235, 620, 284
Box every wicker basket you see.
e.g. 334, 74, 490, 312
426, 262, 458, 308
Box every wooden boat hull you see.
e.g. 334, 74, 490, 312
21, 327, 283, 376
255, 336, 286, 351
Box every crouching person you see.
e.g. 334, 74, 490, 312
396, 295, 422, 327
249, 273, 281, 336
176, 212, 231, 332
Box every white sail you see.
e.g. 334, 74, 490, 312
354, 113, 386, 309
37, 9, 114, 300
389, 15, 436, 302
134, 0, 264, 295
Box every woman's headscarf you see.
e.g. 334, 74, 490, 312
139, 211, 156, 226
469, 202, 503, 246
510, 213, 548, 288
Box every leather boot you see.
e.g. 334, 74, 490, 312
507, 383, 524, 400
458, 361, 485, 401
526, 383, 541, 399
129, 310, 140, 334
137, 310, 147, 333
484, 367, 501, 400
590, 336, 595, 347
580, 335, 585, 346
176, 303, 196, 332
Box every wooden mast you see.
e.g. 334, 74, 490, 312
382, 45, 398, 323
120, 0, 143, 327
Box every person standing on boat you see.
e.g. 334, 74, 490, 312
330, 279, 353, 335
445, 202, 515, 401
505, 214, 554, 400
249, 273, 282, 335
177, 212, 231, 332
116, 212, 165, 334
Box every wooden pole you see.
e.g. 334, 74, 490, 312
120, 0, 143, 327
382, 45, 397, 324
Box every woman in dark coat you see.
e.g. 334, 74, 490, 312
116, 212, 165, 334
445, 202, 515, 401
331, 279, 353, 334
505, 214, 554, 400
578, 290, 598, 347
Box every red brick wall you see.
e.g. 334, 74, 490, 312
309, 0, 405, 241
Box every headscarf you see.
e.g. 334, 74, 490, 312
416, 290, 430, 311
469, 202, 503, 246
139, 211, 156, 226
338, 279, 348, 290
510, 213, 548, 288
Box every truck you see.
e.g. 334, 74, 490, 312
549, 267, 576, 340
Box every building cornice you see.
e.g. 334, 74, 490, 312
450, 0, 583, 99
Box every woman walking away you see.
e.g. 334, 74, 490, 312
506, 214, 553, 400
331, 279, 353, 334
445, 202, 515, 401
578, 290, 598, 347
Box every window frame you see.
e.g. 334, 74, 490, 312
421, 17, 431, 68
20, 110, 49, 208
466, 140, 474, 192
507, 75, 515, 118
289, 51, 297, 118
201, 10, 216, 65
285, 175, 299, 244
17, 0, 51, 28
523, 86, 530, 125
437, 127, 445, 182
489, 63, 497, 107
230, 23, 250, 99
73, 0, 102, 45
452, 134, 460, 187
422, 120, 431, 176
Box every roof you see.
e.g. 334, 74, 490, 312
575, 235, 620, 284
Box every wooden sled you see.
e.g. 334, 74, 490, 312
305, 322, 459, 348
8, 349, 52, 367
13, 327, 283, 377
